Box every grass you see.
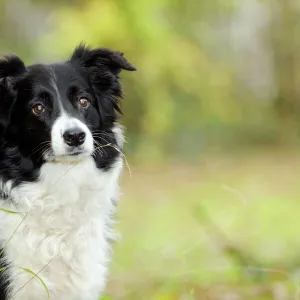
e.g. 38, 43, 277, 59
103, 148, 300, 299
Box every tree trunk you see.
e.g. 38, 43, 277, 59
269, 0, 300, 143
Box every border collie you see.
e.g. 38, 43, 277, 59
0, 44, 136, 300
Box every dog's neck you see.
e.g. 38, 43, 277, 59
0, 156, 123, 300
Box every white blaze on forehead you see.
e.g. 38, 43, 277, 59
49, 66, 65, 113
47, 66, 95, 159
51, 113, 94, 157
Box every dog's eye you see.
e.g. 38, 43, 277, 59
32, 104, 45, 116
78, 98, 90, 108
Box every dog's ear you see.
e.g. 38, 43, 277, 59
0, 55, 26, 78
0, 55, 27, 140
69, 43, 136, 74
69, 44, 136, 123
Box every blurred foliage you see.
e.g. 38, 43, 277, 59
0, 0, 272, 162
35, 0, 240, 161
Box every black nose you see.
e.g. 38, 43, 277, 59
63, 129, 86, 147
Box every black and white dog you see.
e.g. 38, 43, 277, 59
0, 44, 135, 300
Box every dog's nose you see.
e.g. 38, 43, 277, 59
63, 129, 86, 147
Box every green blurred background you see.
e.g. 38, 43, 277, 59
2, 0, 300, 299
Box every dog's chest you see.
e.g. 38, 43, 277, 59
0, 158, 122, 300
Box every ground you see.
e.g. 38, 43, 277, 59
103, 149, 300, 300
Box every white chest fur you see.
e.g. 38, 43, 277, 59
0, 157, 122, 300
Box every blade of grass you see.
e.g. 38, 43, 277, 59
15, 267, 50, 298
0, 208, 26, 215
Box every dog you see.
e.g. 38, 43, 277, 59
0, 44, 136, 300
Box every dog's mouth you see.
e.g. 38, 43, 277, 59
64, 147, 89, 156
69, 151, 84, 156
43, 147, 92, 163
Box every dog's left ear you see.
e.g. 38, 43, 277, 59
69, 44, 136, 121
69, 44, 136, 74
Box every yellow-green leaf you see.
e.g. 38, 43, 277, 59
0, 208, 25, 215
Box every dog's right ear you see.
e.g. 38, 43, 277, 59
0, 55, 26, 140
0, 55, 26, 79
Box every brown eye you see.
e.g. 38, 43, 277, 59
78, 98, 90, 108
32, 104, 45, 116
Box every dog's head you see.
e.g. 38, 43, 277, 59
0, 44, 135, 179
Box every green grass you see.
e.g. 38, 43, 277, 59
103, 149, 300, 299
